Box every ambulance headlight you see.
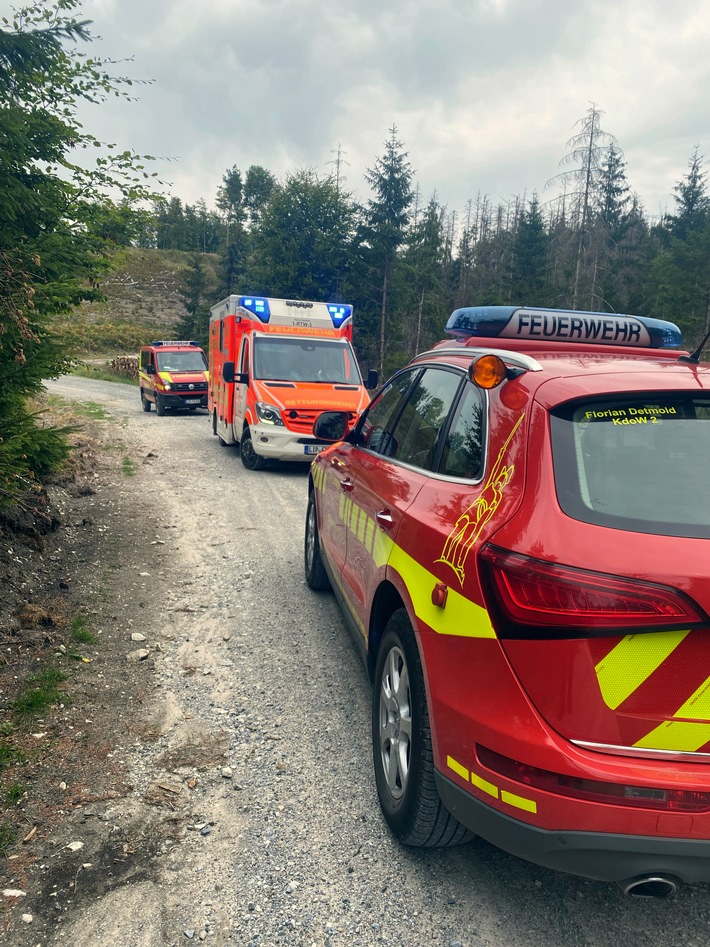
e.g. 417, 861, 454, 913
256, 402, 284, 425
163, 383, 172, 390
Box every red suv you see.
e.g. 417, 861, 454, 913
305, 305, 710, 897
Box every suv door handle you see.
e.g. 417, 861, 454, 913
340, 478, 354, 493
376, 510, 394, 529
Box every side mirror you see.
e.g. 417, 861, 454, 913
313, 411, 350, 442
223, 362, 248, 384
366, 369, 379, 390
146, 364, 156, 376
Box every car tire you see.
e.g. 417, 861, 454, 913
304, 492, 331, 591
240, 427, 266, 470
140, 389, 151, 412
156, 395, 166, 417
372, 610, 473, 848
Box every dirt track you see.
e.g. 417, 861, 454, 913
2, 375, 710, 947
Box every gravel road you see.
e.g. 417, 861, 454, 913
20, 376, 710, 947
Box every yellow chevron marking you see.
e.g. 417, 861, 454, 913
594, 630, 690, 710
501, 790, 537, 813
673, 674, 710, 720
634, 720, 710, 752
447, 756, 469, 781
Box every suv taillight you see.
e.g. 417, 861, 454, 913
479, 544, 708, 639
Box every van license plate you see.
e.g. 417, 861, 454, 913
185, 399, 201, 405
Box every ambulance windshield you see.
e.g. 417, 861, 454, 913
156, 350, 207, 373
253, 337, 360, 384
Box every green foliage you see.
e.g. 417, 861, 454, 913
176, 254, 216, 345
51, 318, 164, 354
246, 169, 358, 301
0, 0, 159, 509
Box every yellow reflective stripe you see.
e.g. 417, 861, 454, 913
673, 674, 710, 720
501, 790, 537, 813
594, 630, 690, 710
447, 756, 469, 780
471, 771, 498, 798
449, 758, 539, 815
357, 508, 367, 544
336, 497, 495, 639
634, 721, 710, 752
388, 543, 496, 639
160, 372, 173, 382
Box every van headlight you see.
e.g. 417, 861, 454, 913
256, 402, 284, 425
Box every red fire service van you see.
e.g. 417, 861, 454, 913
208, 295, 375, 470
139, 340, 209, 416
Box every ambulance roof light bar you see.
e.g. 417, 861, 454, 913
327, 303, 353, 329
238, 296, 271, 323
445, 306, 683, 350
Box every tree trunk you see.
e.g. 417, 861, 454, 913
379, 265, 389, 376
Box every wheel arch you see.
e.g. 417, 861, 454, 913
367, 580, 411, 682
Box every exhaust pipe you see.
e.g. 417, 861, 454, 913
620, 875, 679, 899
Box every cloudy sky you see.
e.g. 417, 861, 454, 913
38, 0, 710, 221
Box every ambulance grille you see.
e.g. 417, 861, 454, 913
284, 410, 357, 434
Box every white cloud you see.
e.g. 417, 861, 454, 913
60, 0, 710, 218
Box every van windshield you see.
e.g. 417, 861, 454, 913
253, 337, 361, 384
156, 351, 207, 372
550, 395, 710, 538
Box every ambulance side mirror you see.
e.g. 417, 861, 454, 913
366, 369, 379, 390
223, 361, 249, 385
146, 364, 156, 375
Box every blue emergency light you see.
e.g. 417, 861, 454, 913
239, 296, 271, 323
445, 306, 682, 350
327, 304, 353, 329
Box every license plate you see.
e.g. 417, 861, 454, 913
304, 445, 324, 455
185, 399, 201, 405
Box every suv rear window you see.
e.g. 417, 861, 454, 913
550, 395, 710, 538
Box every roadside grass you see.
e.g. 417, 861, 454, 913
122, 455, 137, 476
0, 820, 15, 856
10, 668, 69, 717
72, 362, 137, 386
70, 615, 96, 645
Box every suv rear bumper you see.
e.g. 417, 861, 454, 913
435, 771, 710, 884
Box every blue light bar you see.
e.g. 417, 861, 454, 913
445, 306, 683, 350
239, 296, 271, 323
327, 303, 353, 329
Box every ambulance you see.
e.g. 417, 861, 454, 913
208, 295, 376, 470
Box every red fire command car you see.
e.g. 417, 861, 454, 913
139, 340, 209, 416
208, 295, 375, 470
305, 305, 710, 896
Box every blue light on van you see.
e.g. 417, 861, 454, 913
445, 306, 683, 350
239, 296, 271, 323
327, 304, 353, 329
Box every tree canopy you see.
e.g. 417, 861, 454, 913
0, 0, 158, 506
